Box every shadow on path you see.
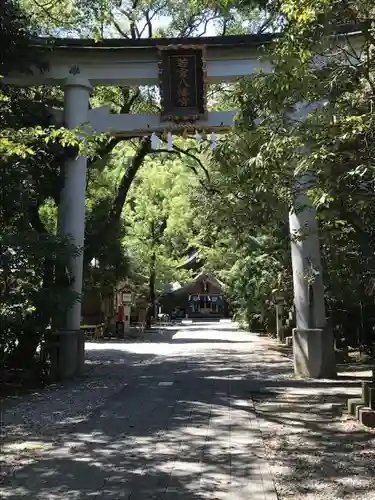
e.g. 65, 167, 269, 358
1, 323, 374, 500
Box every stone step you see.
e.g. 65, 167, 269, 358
358, 407, 375, 428
369, 387, 375, 410
284, 336, 293, 347
361, 382, 375, 406
347, 397, 364, 416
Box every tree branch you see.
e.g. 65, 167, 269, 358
154, 144, 224, 195
117, 5, 138, 40
30, 0, 67, 26
221, 18, 229, 36
110, 13, 130, 38
143, 8, 153, 38
28, 203, 48, 234
257, 16, 273, 34
139, 2, 169, 38
84, 137, 151, 263
156, 143, 211, 182
87, 88, 140, 171
88, 136, 124, 171
120, 88, 141, 113
196, 13, 221, 37
178, 14, 198, 37
109, 137, 151, 224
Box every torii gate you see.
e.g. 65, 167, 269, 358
5, 29, 361, 379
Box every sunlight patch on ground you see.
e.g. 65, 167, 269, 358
86, 326, 256, 357
171, 329, 253, 342
3, 441, 51, 453
338, 368, 372, 378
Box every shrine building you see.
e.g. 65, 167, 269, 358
159, 273, 230, 319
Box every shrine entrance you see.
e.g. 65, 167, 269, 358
191, 295, 224, 316
160, 273, 228, 319
5, 30, 359, 379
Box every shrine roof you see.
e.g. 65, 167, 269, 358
161, 272, 225, 297
30, 24, 361, 51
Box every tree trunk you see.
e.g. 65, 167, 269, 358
145, 217, 168, 328
84, 137, 150, 265
146, 250, 156, 329
6, 327, 40, 369
6, 255, 55, 369
6, 208, 58, 369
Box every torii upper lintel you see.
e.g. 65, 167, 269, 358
4, 25, 361, 87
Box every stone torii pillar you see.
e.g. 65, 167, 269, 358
55, 76, 91, 378
289, 175, 336, 378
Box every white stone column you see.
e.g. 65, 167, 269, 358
289, 176, 326, 330
289, 175, 336, 378
58, 76, 91, 332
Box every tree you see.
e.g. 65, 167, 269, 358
0, 0, 83, 373
16, 0, 271, 273
124, 155, 197, 324
189, 1, 375, 350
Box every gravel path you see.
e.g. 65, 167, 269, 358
250, 341, 375, 500
1, 344, 158, 485
254, 392, 375, 500
1, 323, 374, 499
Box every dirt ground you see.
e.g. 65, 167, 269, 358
252, 340, 375, 500
1, 325, 374, 500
